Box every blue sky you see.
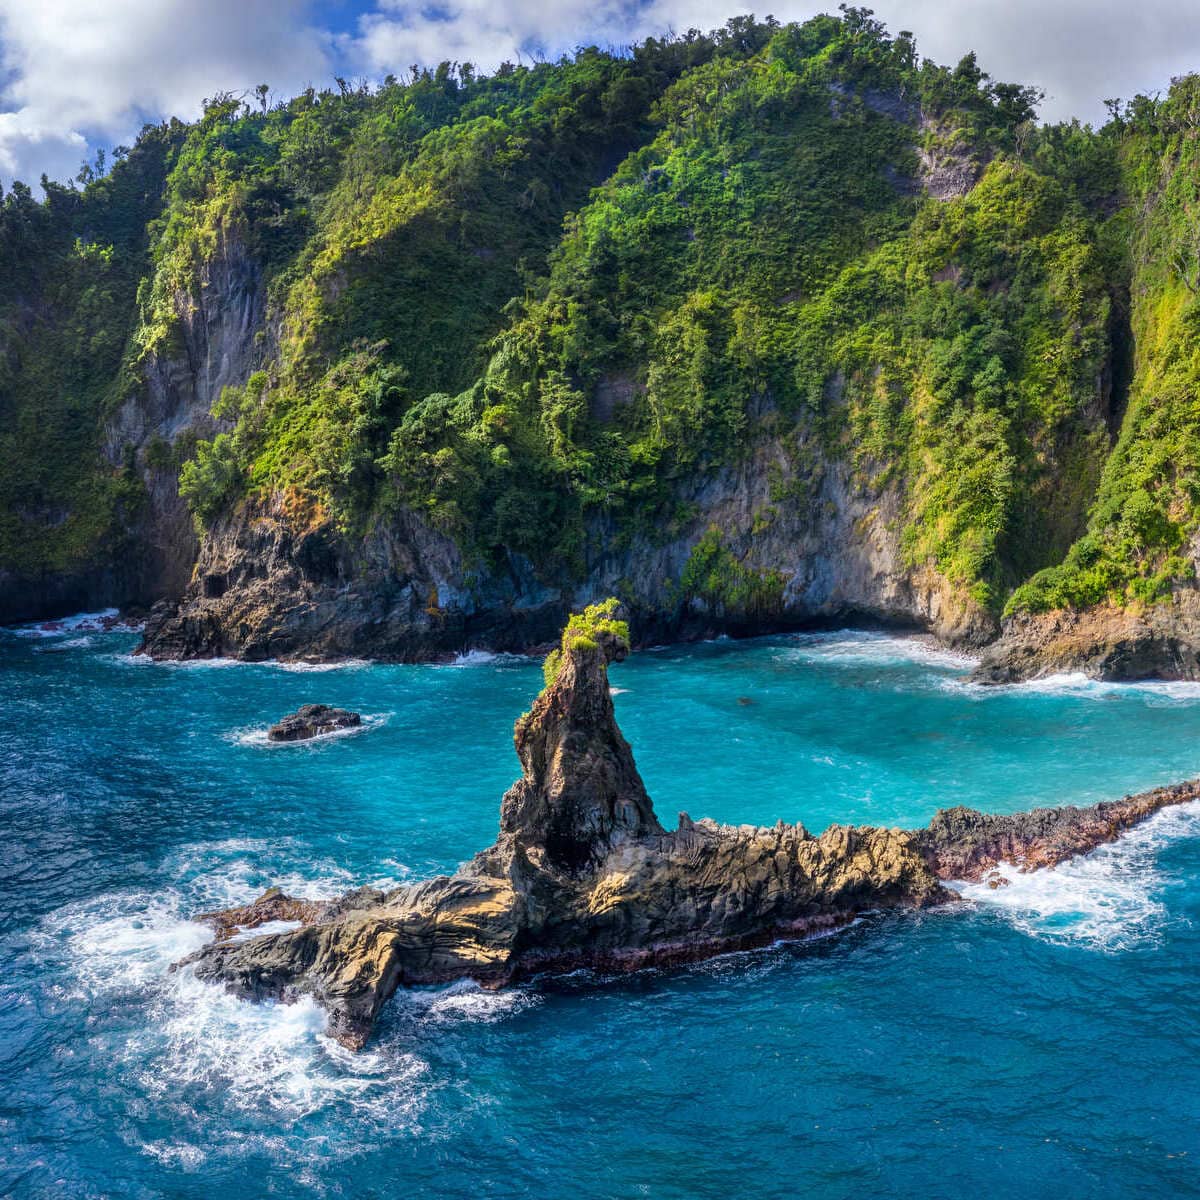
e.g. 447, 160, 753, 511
0, 0, 1196, 189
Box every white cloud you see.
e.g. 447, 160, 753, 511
2, 0, 1199, 188
350, 0, 645, 75
0, 0, 333, 187
850, 0, 1200, 125
347, 0, 1200, 126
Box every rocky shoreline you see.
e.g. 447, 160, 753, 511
176, 600, 1200, 1049
126, 491, 1200, 683
133, 593, 1200, 685
972, 593, 1200, 684
131, 447, 996, 668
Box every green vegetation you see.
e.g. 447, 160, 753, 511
0, 127, 181, 575
6, 8, 1200, 623
1007, 76, 1200, 613
682, 527, 787, 616
542, 597, 629, 686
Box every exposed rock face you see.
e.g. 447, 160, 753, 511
0, 226, 267, 625
974, 592, 1200, 683
915, 782, 1200, 878
139, 427, 998, 662
178, 600, 1200, 1049
108, 225, 268, 608
137, 499, 568, 662
268, 704, 361, 742
499, 618, 662, 868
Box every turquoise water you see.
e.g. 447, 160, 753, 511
3, 621, 1200, 1198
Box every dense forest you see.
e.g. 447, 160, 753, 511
3, 8, 1200, 671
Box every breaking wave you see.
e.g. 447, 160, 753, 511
438, 648, 533, 668
27, 859, 532, 1133
780, 630, 978, 671
6, 608, 143, 638
941, 670, 1200, 706
951, 800, 1200, 951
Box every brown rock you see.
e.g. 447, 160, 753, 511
974, 593, 1200, 684
195, 887, 329, 941
177, 600, 1200, 1049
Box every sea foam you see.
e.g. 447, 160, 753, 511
398, 977, 540, 1026
6, 608, 143, 638
951, 799, 1200, 951
439, 648, 533, 668
782, 630, 978, 671
35, 875, 430, 1127
941, 670, 1200, 706
275, 658, 373, 673
227, 711, 392, 749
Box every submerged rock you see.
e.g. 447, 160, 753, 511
179, 599, 1200, 1049
267, 703, 361, 742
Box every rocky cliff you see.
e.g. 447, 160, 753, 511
9, 15, 1200, 682
0, 212, 267, 623
179, 600, 1200, 1048
138, 426, 995, 661
974, 592, 1200, 683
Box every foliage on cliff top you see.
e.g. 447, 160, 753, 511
174, 5, 1087, 613
6, 6, 1200, 626
542, 598, 629, 687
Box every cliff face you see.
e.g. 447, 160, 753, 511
126, 19, 1120, 667
12, 17, 1200, 680
976, 80, 1200, 680
0, 211, 267, 623
139, 427, 997, 660
178, 600, 1200, 1049
108, 227, 269, 611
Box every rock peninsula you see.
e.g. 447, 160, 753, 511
180, 601, 1200, 1048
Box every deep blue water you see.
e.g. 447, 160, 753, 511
2, 619, 1200, 1199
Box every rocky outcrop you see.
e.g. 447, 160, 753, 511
498, 609, 663, 868
195, 887, 328, 940
178, 600, 1200, 1049
917, 112, 988, 201
974, 591, 1200, 683
137, 497, 568, 661
268, 704, 361, 742
139, 420, 997, 662
915, 781, 1200, 877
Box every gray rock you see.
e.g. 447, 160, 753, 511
267, 704, 361, 742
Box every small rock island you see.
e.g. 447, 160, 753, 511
267, 704, 362, 742
183, 601, 1200, 1048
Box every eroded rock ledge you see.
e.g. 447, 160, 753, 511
179, 599, 1200, 1048
973, 593, 1200, 683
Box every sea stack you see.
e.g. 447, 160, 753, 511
181, 600, 1200, 1049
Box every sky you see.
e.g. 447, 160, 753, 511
0, 0, 1197, 190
